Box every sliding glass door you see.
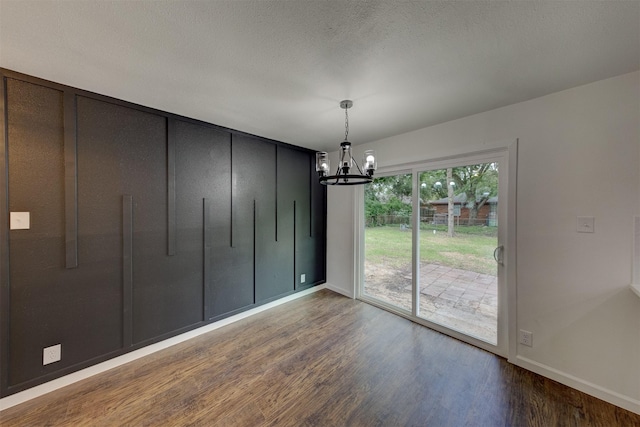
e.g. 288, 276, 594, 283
417, 163, 499, 345
360, 149, 511, 355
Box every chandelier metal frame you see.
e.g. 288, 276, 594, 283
316, 100, 377, 186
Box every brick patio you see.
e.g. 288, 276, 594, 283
364, 262, 497, 344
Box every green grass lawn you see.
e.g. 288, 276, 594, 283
365, 225, 497, 275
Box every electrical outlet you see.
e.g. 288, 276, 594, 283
519, 330, 533, 347
300, 274, 306, 284
43, 344, 61, 365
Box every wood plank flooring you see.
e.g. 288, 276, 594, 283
1, 289, 639, 426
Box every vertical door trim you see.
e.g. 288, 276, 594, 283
411, 171, 420, 317
506, 139, 519, 363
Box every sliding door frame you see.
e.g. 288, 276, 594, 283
356, 140, 518, 359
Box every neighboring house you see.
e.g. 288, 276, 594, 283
425, 194, 498, 226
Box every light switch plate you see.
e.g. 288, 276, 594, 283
10, 212, 30, 230
577, 216, 595, 233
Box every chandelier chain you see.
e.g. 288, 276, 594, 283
344, 108, 349, 141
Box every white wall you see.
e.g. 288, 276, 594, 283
326, 186, 357, 298
325, 71, 640, 412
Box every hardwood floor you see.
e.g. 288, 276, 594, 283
1, 289, 639, 426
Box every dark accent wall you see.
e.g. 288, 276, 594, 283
0, 69, 326, 397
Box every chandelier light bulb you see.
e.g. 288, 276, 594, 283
315, 152, 330, 176
363, 150, 377, 176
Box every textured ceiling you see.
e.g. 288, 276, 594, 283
1, 1, 638, 152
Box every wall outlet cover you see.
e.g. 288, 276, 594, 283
519, 330, 533, 347
43, 344, 61, 365
300, 274, 306, 284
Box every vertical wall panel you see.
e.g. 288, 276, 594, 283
258, 144, 294, 302
229, 135, 264, 307
6, 79, 69, 386
235, 138, 294, 303
6, 79, 126, 387
310, 153, 327, 284
277, 147, 326, 288
274, 146, 301, 292
173, 120, 233, 319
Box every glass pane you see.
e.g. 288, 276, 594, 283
363, 173, 413, 312
418, 163, 498, 344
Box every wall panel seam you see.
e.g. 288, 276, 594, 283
230, 134, 233, 248
309, 155, 313, 238
203, 198, 211, 321
122, 195, 133, 348
63, 91, 78, 268
167, 118, 176, 256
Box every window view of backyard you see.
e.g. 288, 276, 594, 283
363, 163, 499, 344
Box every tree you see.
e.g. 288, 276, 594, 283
450, 163, 498, 225
364, 174, 412, 226
364, 164, 498, 229
419, 169, 448, 203
419, 163, 498, 234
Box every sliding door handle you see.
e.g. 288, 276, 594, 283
493, 245, 504, 266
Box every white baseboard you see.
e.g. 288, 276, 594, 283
0, 285, 326, 412
513, 355, 640, 415
324, 282, 354, 298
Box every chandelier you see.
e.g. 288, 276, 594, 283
316, 100, 377, 185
